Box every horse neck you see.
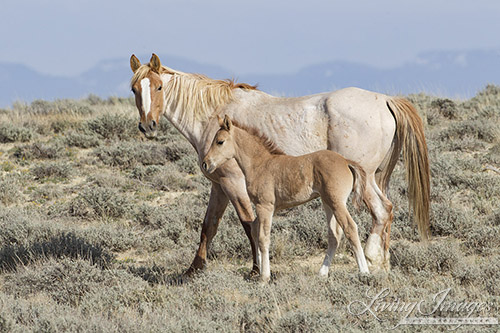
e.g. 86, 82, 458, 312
232, 127, 273, 179
162, 102, 209, 148
160, 73, 227, 149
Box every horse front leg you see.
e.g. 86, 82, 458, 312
185, 182, 229, 276
219, 176, 259, 275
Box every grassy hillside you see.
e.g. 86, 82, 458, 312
0, 88, 499, 332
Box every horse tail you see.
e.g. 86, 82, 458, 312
385, 98, 431, 241
347, 161, 367, 211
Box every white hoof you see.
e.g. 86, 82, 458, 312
318, 265, 329, 277
365, 234, 390, 272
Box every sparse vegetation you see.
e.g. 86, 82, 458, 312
0, 88, 499, 332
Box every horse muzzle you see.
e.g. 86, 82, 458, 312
138, 121, 157, 139
202, 159, 216, 174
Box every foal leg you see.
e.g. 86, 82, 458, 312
331, 203, 369, 274
318, 203, 343, 277
255, 204, 274, 282
363, 174, 393, 272
186, 182, 229, 276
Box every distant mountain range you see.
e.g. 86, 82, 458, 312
1, 49, 499, 107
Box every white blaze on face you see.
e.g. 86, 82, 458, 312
140, 78, 151, 117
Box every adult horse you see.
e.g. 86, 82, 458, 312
129, 53, 430, 274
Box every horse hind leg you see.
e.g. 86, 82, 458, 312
333, 204, 369, 274
363, 174, 393, 272
321, 190, 369, 274
319, 203, 344, 277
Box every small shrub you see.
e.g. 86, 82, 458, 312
12, 141, 65, 160
0, 209, 114, 270
0, 176, 22, 206
463, 225, 500, 256
31, 161, 72, 180
133, 204, 169, 229
452, 260, 482, 286
175, 154, 200, 174
3, 258, 138, 306
390, 240, 460, 273
50, 118, 78, 134
93, 141, 191, 169
431, 98, 458, 119
0, 124, 32, 143
85, 113, 138, 140
30, 184, 64, 203
23, 99, 93, 116
131, 164, 195, 191
68, 186, 131, 220
64, 131, 101, 148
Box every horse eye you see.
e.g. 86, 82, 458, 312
131, 88, 136, 94
157, 86, 162, 91
217, 140, 224, 145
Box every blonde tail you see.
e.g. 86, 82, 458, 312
386, 98, 431, 240
348, 161, 367, 211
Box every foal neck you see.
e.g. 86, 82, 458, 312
232, 127, 276, 176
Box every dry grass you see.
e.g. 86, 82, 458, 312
0, 89, 499, 332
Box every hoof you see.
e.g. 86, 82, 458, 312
184, 257, 207, 278
318, 265, 329, 277
365, 234, 390, 272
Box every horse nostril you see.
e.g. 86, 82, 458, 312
149, 120, 156, 132
138, 122, 146, 134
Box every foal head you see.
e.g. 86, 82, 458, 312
130, 53, 170, 139
202, 115, 236, 174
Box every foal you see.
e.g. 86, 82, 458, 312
202, 115, 369, 281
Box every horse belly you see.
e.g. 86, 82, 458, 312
275, 191, 319, 211
274, 162, 319, 211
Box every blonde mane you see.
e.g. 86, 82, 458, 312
131, 63, 257, 120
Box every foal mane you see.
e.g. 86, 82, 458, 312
230, 119, 285, 155
131, 63, 257, 120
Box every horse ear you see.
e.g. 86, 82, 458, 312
223, 115, 232, 131
150, 53, 161, 73
130, 54, 141, 73
217, 115, 224, 127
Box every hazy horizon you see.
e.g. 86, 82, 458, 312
2, 0, 500, 78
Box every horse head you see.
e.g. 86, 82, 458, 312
130, 53, 169, 139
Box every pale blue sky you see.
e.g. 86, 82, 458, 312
2, 0, 500, 76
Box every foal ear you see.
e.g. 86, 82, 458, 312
223, 115, 233, 131
130, 54, 141, 73
217, 115, 224, 127
150, 53, 162, 73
